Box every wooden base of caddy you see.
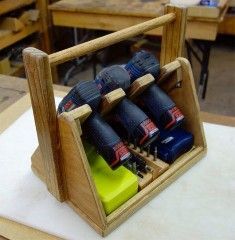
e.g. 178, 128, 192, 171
23, 5, 206, 237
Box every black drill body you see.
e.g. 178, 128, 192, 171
57, 80, 131, 169
95, 65, 159, 146
125, 50, 185, 130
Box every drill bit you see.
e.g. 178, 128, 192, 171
145, 165, 151, 172
154, 146, 158, 161
147, 145, 150, 157
137, 171, 144, 178
127, 134, 131, 146
134, 138, 137, 149
132, 161, 137, 174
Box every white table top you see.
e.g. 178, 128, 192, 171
0, 100, 235, 240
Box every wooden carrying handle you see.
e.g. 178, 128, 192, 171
49, 13, 175, 66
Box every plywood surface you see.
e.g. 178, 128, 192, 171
49, 0, 227, 20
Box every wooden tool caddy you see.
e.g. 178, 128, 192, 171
23, 5, 206, 237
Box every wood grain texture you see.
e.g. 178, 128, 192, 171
158, 59, 181, 84
138, 172, 153, 190
0, 22, 40, 50
219, 14, 235, 35
49, 13, 175, 66
66, 104, 92, 124
0, 216, 61, 240
57, 112, 106, 229
104, 147, 205, 236
23, 47, 65, 201
36, 0, 52, 53
128, 74, 155, 100
0, 0, 35, 16
174, 57, 206, 148
128, 145, 169, 180
0, 17, 24, 32
49, 0, 227, 19
100, 88, 126, 115
0, 94, 31, 134
50, 10, 220, 40
160, 5, 187, 66
49, 0, 164, 18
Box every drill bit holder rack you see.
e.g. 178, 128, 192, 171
23, 5, 206, 237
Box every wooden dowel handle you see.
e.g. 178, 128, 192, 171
49, 13, 175, 66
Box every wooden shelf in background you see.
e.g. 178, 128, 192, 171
0, 22, 40, 50
0, 0, 35, 16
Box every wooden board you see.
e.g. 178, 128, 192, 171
50, 5, 223, 40
0, 217, 60, 240
49, 0, 227, 19
0, 22, 40, 50
0, 0, 35, 16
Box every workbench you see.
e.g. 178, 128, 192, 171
0, 74, 235, 239
49, 0, 228, 98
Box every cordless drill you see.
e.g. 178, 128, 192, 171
57, 80, 131, 169
125, 50, 184, 130
95, 65, 159, 147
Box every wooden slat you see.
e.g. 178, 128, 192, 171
66, 104, 92, 124
49, 13, 175, 66
23, 48, 65, 201
0, 22, 40, 50
158, 59, 181, 84
0, 216, 61, 240
0, 0, 35, 16
128, 74, 155, 100
100, 88, 126, 115
0, 17, 24, 32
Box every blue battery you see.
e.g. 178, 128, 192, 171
150, 128, 194, 164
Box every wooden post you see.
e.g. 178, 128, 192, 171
160, 5, 187, 66
23, 47, 64, 201
36, 0, 51, 53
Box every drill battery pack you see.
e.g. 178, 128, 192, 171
151, 128, 194, 164
84, 141, 138, 215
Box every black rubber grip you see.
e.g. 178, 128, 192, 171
83, 113, 131, 168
